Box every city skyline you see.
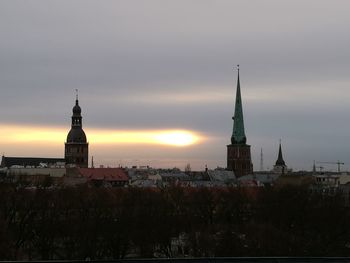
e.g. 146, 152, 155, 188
1, 0, 350, 171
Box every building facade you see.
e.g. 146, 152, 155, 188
65, 94, 89, 168
227, 67, 253, 177
1, 156, 65, 168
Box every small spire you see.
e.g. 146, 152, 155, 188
275, 140, 286, 166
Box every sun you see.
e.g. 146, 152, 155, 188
90, 129, 201, 147
152, 130, 199, 147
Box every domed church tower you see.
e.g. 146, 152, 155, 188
65, 91, 89, 168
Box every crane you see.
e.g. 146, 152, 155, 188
316, 161, 345, 173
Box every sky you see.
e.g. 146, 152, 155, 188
1, 0, 350, 171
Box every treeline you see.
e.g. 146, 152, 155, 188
0, 183, 349, 260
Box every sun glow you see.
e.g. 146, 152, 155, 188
89, 129, 200, 146
0, 125, 202, 147
152, 131, 196, 146
0, 125, 65, 144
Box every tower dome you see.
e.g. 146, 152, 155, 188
67, 97, 86, 143
66, 128, 87, 143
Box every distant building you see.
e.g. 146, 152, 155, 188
207, 168, 236, 184
160, 171, 189, 183
130, 179, 158, 188
275, 173, 314, 187
0, 156, 65, 185
273, 142, 291, 174
65, 93, 89, 168
238, 173, 280, 187
0, 156, 65, 168
7, 167, 66, 185
227, 66, 253, 177
65, 167, 128, 187
314, 174, 340, 187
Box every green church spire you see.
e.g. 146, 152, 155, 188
231, 65, 247, 145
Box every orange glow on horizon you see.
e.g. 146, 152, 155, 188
89, 129, 201, 146
0, 125, 203, 147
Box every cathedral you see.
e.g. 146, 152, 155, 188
227, 67, 253, 177
65, 93, 89, 168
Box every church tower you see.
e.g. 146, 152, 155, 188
65, 92, 89, 168
227, 66, 253, 177
273, 141, 288, 175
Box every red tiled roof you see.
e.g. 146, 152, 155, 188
78, 168, 128, 182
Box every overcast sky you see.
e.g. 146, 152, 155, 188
1, 0, 350, 171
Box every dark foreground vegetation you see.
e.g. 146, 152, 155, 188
0, 183, 349, 260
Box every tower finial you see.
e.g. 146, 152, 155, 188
233, 65, 240, 72
75, 89, 79, 101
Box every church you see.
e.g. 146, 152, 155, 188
227, 66, 253, 177
273, 141, 291, 175
1, 94, 89, 169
